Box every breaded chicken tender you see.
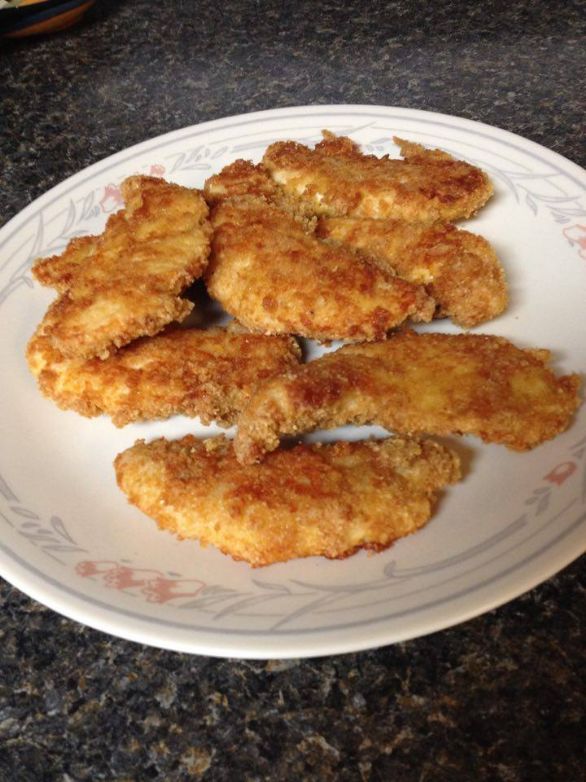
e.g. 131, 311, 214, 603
262, 133, 493, 221
317, 217, 507, 328
114, 435, 461, 567
32, 176, 212, 359
234, 331, 581, 463
26, 326, 300, 427
206, 196, 434, 342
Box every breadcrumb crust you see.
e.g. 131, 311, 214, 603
234, 331, 582, 463
115, 435, 461, 567
262, 133, 493, 221
27, 326, 301, 427
32, 176, 212, 360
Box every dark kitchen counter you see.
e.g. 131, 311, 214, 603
1, 1, 584, 779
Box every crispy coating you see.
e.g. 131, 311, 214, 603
262, 133, 493, 221
204, 158, 314, 218
204, 159, 281, 205
26, 326, 300, 427
317, 217, 508, 328
32, 235, 99, 292
32, 176, 212, 359
206, 196, 434, 342
114, 435, 461, 567
234, 331, 582, 463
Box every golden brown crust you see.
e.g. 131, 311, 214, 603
114, 435, 461, 567
234, 331, 582, 463
317, 217, 508, 328
205, 196, 434, 342
204, 159, 280, 204
262, 133, 493, 221
33, 176, 212, 359
32, 235, 99, 292
204, 158, 317, 221
26, 326, 301, 427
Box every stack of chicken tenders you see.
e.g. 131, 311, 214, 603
27, 134, 581, 566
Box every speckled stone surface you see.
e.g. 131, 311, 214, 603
1, 1, 585, 779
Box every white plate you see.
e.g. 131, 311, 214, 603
1, 105, 585, 659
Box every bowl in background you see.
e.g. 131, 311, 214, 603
0, 0, 96, 38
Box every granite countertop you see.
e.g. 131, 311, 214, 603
1, 1, 584, 779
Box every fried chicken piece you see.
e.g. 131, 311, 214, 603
32, 176, 212, 359
206, 196, 434, 342
26, 325, 300, 427
262, 133, 493, 221
234, 331, 581, 463
115, 435, 461, 567
317, 217, 507, 328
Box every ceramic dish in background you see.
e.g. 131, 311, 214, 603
0, 0, 96, 38
0, 105, 584, 659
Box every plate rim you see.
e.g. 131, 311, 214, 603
3, 103, 585, 238
1, 508, 584, 658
